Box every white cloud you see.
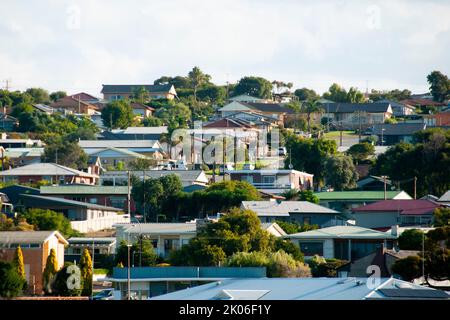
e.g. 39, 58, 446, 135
0, 0, 448, 95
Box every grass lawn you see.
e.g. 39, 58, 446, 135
323, 130, 357, 138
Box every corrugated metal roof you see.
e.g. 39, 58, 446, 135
101, 84, 173, 94
352, 199, 441, 216
287, 225, 397, 239
40, 185, 129, 195
0, 163, 97, 177
79, 140, 160, 149
314, 191, 411, 200
438, 190, 450, 202
242, 201, 339, 216
120, 223, 197, 235
21, 194, 122, 211
151, 277, 442, 300
0, 231, 68, 245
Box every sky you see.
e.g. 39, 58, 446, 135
0, 0, 449, 97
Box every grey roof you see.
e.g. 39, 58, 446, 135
438, 190, 450, 202
0, 231, 68, 245
0, 163, 97, 177
118, 223, 197, 235
101, 84, 173, 94
322, 102, 391, 113
21, 194, 122, 211
241, 102, 295, 114
40, 185, 129, 195
79, 140, 160, 149
117, 127, 168, 135
371, 123, 426, 136
68, 237, 116, 245
287, 225, 397, 240
242, 201, 339, 217
151, 277, 445, 300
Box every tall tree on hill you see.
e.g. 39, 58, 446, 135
188, 67, 211, 102
303, 99, 323, 133
427, 71, 450, 102
25, 88, 50, 104
101, 100, 134, 129
233, 76, 273, 99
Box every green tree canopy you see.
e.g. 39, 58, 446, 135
79, 248, 93, 296
427, 70, 450, 102
391, 255, 423, 282
325, 154, 359, 190
25, 87, 50, 104
347, 142, 375, 163
232, 76, 273, 99
294, 88, 319, 101
43, 248, 59, 294
13, 246, 26, 283
101, 100, 135, 129
115, 240, 159, 267
41, 139, 88, 169
20, 209, 78, 237
398, 229, 425, 250
0, 261, 26, 298
49, 91, 67, 102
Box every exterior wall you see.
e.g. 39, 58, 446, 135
103, 92, 175, 101
229, 172, 312, 191
2, 174, 96, 185
352, 212, 400, 228
71, 213, 130, 233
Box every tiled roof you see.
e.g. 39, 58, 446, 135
352, 200, 442, 216
101, 84, 173, 94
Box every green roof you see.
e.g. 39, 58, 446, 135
40, 185, 129, 195
313, 191, 410, 201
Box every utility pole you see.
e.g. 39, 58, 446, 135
414, 176, 417, 200
143, 169, 146, 223
382, 175, 388, 200
3, 79, 11, 91
358, 111, 362, 143
127, 170, 131, 216
127, 244, 132, 300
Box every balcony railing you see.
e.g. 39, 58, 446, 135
249, 182, 293, 189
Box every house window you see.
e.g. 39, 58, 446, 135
262, 175, 275, 185
303, 217, 311, 225
241, 176, 254, 184
299, 242, 323, 256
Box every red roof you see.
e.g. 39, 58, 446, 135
352, 200, 441, 216
400, 99, 446, 107
70, 92, 99, 101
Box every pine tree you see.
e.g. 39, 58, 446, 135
13, 246, 26, 281
43, 248, 58, 294
79, 248, 93, 296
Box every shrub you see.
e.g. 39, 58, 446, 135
0, 261, 26, 298
391, 255, 422, 281
398, 229, 424, 250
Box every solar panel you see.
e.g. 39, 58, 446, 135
379, 288, 449, 299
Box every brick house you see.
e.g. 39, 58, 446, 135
0, 231, 68, 295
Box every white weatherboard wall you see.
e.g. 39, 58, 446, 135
71, 214, 130, 233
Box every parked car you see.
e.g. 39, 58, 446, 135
91, 288, 114, 300
278, 147, 287, 156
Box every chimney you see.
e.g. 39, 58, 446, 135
391, 225, 398, 237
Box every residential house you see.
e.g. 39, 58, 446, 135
32, 104, 55, 114
79, 140, 164, 159
130, 102, 154, 119
107, 266, 266, 300
0, 114, 18, 131
314, 190, 412, 214
150, 277, 448, 300
228, 94, 267, 103
437, 190, 450, 206
423, 109, 450, 127
99, 126, 168, 141
351, 199, 443, 229
88, 147, 162, 168
20, 194, 130, 233
0, 185, 40, 211
40, 185, 132, 212
286, 225, 397, 261
321, 103, 393, 129
400, 98, 447, 111
369, 122, 426, 145
0, 163, 99, 185
356, 175, 395, 191
227, 169, 313, 194
0, 231, 68, 294
100, 170, 209, 187
261, 222, 287, 237
377, 99, 415, 117
219, 101, 295, 124
69, 92, 100, 104
101, 84, 177, 101
114, 222, 197, 258
50, 95, 99, 115
3, 147, 44, 166
241, 201, 348, 226
65, 237, 116, 268
0, 137, 43, 148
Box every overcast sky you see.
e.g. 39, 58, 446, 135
0, 0, 449, 96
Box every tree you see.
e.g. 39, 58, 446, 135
43, 248, 58, 294
275, 220, 318, 234
115, 240, 159, 267
128, 158, 157, 170
298, 190, 319, 204
25, 88, 50, 104
49, 91, 67, 102
322, 83, 365, 103
302, 99, 323, 133
20, 209, 77, 237
133, 86, 150, 104
427, 71, 450, 102
274, 239, 304, 261
391, 255, 422, 281
12, 246, 26, 284
42, 139, 88, 169
101, 100, 134, 129
369, 89, 411, 102
188, 67, 211, 102
233, 76, 273, 99
325, 155, 359, 190
143, 116, 163, 127
155, 101, 191, 132
51, 262, 82, 296
433, 207, 450, 227
347, 142, 375, 163
398, 229, 424, 250
79, 248, 93, 296
0, 261, 26, 298
294, 88, 319, 101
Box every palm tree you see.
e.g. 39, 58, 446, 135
303, 99, 323, 133
188, 66, 211, 102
